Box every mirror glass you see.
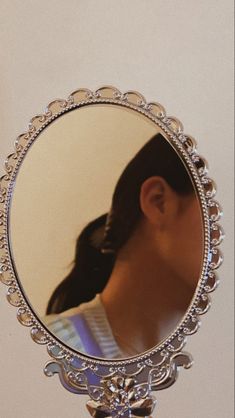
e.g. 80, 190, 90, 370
9, 104, 204, 359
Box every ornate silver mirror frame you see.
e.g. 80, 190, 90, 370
0, 86, 224, 418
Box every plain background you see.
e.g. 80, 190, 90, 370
0, 1, 233, 418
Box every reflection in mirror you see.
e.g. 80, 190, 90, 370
10, 104, 204, 359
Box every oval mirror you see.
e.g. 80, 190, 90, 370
0, 86, 224, 417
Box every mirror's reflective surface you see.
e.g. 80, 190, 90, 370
9, 104, 204, 359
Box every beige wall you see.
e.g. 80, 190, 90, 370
10, 105, 160, 315
0, 1, 233, 417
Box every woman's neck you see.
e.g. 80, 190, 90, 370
101, 240, 195, 357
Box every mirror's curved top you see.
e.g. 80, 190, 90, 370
0, 87, 224, 418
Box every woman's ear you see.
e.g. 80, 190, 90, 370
140, 176, 178, 226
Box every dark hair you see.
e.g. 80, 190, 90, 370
46, 133, 194, 314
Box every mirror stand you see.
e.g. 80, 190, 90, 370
44, 344, 192, 417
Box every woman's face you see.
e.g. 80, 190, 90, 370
163, 193, 204, 288
140, 176, 204, 289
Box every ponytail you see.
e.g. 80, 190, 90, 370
46, 213, 115, 314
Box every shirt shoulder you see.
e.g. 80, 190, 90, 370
42, 313, 84, 352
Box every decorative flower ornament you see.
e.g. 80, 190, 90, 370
86, 375, 156, 417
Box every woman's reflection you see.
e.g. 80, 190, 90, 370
43, 133, 203, 359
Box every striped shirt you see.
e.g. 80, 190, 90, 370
43, 294, 123, 359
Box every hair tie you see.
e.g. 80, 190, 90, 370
100, 209, 116, 254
